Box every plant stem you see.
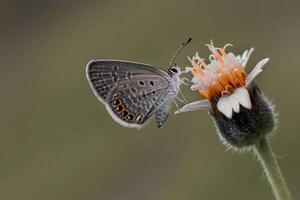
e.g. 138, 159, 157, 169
254, 138, 293, 200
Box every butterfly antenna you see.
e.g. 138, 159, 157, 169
169, 36, 193, 67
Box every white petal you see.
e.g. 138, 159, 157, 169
191, 76, 198, 84
236, 48, 254, 67
228, 94, 240, 113
246, 58, 269, 86
175, 100, 210, 114
233, 87, 252, 110
217, 96, 233, 119
236, 55, 241, 63
190, 84, 200, 91
242, 49, 254, 67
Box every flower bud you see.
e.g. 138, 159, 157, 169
210, 83, 275, 147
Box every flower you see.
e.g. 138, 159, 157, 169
177, 41, 276, 148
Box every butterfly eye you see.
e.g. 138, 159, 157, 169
170, 68, 178, 73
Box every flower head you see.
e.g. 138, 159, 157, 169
178, 41, 276, 148
188, 41, 248, 100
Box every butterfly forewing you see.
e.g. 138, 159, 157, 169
87, 60, 168, 99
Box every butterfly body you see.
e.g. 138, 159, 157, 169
86, 59, 182, 129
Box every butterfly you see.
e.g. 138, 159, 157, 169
86, 37, 192, 129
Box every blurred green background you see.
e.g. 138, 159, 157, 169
0, 0, 299, 199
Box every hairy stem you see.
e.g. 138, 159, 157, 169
254, 138, 293, 200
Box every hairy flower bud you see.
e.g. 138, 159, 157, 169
210, 83, 275, 147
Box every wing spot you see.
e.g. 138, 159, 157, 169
136, 115, 144, 124
126, 72, 133, 79
149, 81, 154, 86
138, 81, 145, 86
113, 65, 119, 71
146, 102, 152, 110
113, 98, 121, 106
126, 113, 135, 122
130, 87, 137, 93
111, 97, 136, 124
141, 90, 147, 98
115, 105, 124, 112
120, 110, 129, 117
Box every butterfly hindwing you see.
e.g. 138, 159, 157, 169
105, 80, 172, 128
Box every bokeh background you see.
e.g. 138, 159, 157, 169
1, 0, 299, 199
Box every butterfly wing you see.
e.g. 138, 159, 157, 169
86, 59, 172, 128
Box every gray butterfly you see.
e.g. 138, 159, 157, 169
86, 37, 192, 129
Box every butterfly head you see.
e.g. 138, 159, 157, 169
168, 64, 181, 77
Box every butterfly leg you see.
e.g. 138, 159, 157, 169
169, 94, 181, 110
180, 77, 192, 86
176, 86, 188, 103
174, 96, 186, 104
180, 67, 193, 74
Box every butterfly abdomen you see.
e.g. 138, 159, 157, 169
155, 103, 171, 128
